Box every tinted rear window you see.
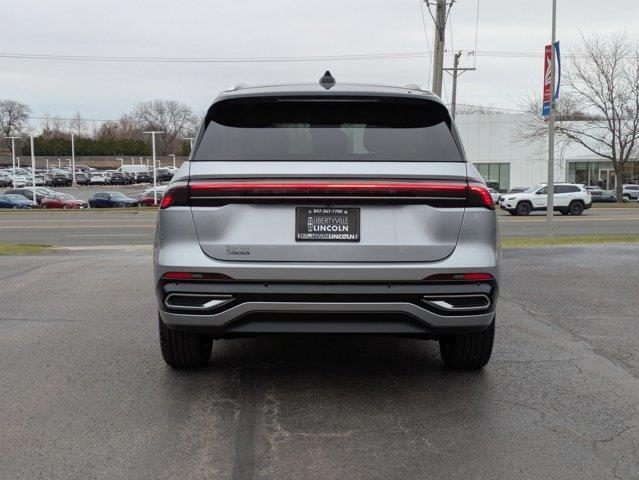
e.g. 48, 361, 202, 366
193, 96, 463, 162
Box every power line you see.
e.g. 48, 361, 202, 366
0, 50, 629, 63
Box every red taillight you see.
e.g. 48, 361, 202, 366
160, 179, 496, 209
424, 272, 494, 282
189, 180, 468, 197
162, 272, 233, 280
159, 183, 188, 209
467, 182, 495, 210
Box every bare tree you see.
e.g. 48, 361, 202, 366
517, 33, 639, 201
68, 110, 88, 137
0, 99, 31, 152
40, 112, 68, 138
132, 100, 198, 154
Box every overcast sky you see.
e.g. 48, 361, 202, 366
2, 0, 638, 126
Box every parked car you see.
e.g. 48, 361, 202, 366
88, 192, 139, 208
499, 183, 592, 215
108, 172, 128, 185
589, 189, 617, 203
156, 168, 174, 183
118, 165, 150, 177
75, 173, 92, 185
154, 77, 499, 369
487, 187, 501, 204
135, 171, 152, 183
0, 194, 38, 209
507, 187, 528, 194
138, 187, 166, 206
50, 173, 72, 187
9, 175, 27, 187
126, 172, 135, 183
41, 193, 88, 209
0, 174, 11, 188
621, 184, 639, 202
4, 188, 49, 205
90, 173, 108, 184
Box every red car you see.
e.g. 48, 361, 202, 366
138, 188, 165, 206
41, 193, 88, 209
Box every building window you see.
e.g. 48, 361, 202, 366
474, 163, 510, 192
567, 160, 638, 189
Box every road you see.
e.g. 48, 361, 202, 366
0, 207, 638, 247
0, 246, 637, 479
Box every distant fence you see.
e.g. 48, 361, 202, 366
0, 155, 188, 169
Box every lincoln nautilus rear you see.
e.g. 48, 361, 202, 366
154, 75, 500, 369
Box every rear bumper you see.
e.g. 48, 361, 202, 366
157, 281, 498, 336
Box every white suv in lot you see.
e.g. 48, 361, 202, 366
499, 183, 592, 216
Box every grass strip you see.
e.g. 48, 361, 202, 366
0, 243, 51, 255
502, 234, 639, 248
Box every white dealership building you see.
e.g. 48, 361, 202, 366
456, 113, 637, 192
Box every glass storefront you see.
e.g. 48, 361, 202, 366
474, 163, 510, 192
567, 160, 639, 189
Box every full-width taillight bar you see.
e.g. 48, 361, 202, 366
160, 179, 495, 210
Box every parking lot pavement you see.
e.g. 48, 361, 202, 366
0, 246, 637, 479
0, 207, 639, 248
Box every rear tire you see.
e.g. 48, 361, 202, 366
569, 201, 584, 215
516, 202, 532, 216
439, 320, 495, 369
158, 314, 212, 368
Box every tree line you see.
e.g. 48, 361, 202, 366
0, 99, 197, 157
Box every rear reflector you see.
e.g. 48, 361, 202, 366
424, 272, 494, 282
160, 179, 495, 210
162, 272, 233, 280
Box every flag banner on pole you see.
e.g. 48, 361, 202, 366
542, 41, 560, 117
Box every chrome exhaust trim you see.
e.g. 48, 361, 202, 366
421, 294, 491, 312
164, 293, 233, 311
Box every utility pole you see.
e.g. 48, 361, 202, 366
70, 133, 76, 185
546, 0, 557, 238
444, 51, 476, 119
428, 0, 451, 97
143, 131, 163, 205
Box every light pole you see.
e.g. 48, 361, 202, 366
70, 133, 76, 186
169, 154, 176, 168
30, 135, 37, 202
4, 136, 20, 186
546, 0, 557, 238
17, 157, 20, 168
143, 131, 164, 205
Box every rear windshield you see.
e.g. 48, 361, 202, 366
193, 96, 463, 162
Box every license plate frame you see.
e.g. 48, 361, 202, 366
295, 207, 360, 242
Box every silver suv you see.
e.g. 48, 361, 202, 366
154, 75, 500, 369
